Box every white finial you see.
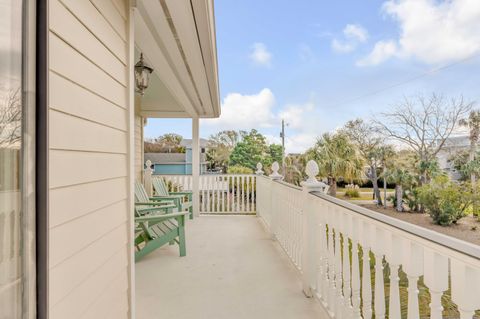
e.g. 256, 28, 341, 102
255, 162, 264, 175
269, 161, 282, 180
145, 160, 152, 168
305, 160, 319, 183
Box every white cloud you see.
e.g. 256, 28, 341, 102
203, 88, 275, 131
344, 24, 369, 43
204, 90, 324, 154
278, 102, 315, 129
265, 133, 317, 154
332, 39, 355, 53
359, 0, 480, 65
356, 40, 398, 66
332, 24, 369, 53
249, 43, 272, 67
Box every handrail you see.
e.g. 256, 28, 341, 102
311, 190, 480, 260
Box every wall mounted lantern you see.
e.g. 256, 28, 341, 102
134, 53, 153, 95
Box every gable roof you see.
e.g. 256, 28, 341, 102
145, 153, 186, 164
180, 138, 208, 148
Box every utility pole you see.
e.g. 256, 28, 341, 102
280, 119, 286, 175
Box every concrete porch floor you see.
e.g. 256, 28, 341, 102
135, 215, 328, 319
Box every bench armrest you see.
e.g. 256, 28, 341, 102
135, 211, 189, 222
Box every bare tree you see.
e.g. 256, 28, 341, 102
342, 119, 396, 206
374, 94, 472, 184
0, 87, 22, 148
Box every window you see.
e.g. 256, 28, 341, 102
0, 1, 36, 318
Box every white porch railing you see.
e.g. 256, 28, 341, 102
0, 191, 22, 318
256, 161, 480, 319
155, 174, 257, 214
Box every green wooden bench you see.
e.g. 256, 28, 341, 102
152, 177, 193, 219
135, 180, 178, 211
134, 205, 188, 261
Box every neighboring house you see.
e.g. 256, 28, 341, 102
145, 149, 208, 175
436, 135, 470, 180
1, 1, 219, 318
144, 138, 208, 175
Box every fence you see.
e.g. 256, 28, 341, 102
154, 174, 257, 214
256, 161, 480, 319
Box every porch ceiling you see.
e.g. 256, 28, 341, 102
134, 0, 220, 119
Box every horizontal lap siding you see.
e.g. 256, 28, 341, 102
48, 1, 130, 318
135, 114, 143, 182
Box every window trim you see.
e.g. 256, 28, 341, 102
35, 0, 48, 318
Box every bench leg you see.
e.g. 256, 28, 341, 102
178, 225, 186, 257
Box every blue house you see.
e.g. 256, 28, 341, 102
145, 138, 208, 175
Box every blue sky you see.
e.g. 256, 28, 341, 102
145, 0, 480, 153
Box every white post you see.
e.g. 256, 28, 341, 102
301, 160, 325, 297
269, 161, 283, 239
192, 118, 200, 217
255, 162, 264, 175
144, 160, 153, 197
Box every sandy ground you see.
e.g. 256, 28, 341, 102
356, 203, 480, 246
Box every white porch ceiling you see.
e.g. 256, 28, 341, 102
134, 0, 220, 119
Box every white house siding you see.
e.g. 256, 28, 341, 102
48, 1, 130, 318
134, 113, 143, 182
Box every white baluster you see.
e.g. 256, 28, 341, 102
246, 176, 250, 212
341, 213, 353, 319
334, 212, 345, 319
241, 175, 245, 212
236, 175, 240, 212
402, 239, 423, 319
252, 176, 256, 212
216, 177, 220, 212
385, 233, 401, 319
226, 175, 231, 212
318, 204, 329, 308
359, 220, 373, 319
201, 177, 206, 213
327, 206, 336, 316
423, 249, 448, 319
349, 215, 362, 319
450, 260, 480, 319
372, 227, 386, 319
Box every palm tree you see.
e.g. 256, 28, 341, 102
308, 132, 364, 196
156, 133, 183, 153
386, 168, 412, 212
460, 110, 480, 216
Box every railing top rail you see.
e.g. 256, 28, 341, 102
154, 174, 257, 176
274, 179, 302, 191
311, 191, 480, 260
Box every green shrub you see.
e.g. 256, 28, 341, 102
344, 188, 360, 198
387, 194, 398, 207
227, 165, 254, 175
418, 176, 471, 226
404, 188, 421, 211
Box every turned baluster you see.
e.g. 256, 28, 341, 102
349, 215, 362, 319
450, 260, 480, 319
333, 211, 345, 319
385, 233, 402, 319
371, 227, 386, 319
327, 206, 337, 317
359, 220, 373, 319
423, 249, 448, 319
402, 239, 423, 319
341, 212, 353, 319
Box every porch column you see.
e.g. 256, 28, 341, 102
192, 118, 200, 217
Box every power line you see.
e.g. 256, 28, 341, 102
324, 52, 480, 109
